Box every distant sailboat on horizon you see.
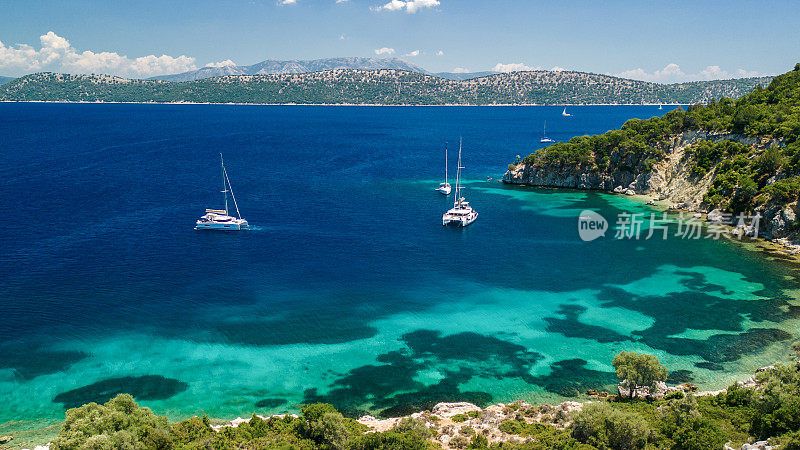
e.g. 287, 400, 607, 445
540, 121, 555, 143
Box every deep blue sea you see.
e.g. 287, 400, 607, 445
1, 103, 799, 425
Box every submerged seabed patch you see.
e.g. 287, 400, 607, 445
1, 257, 798, 422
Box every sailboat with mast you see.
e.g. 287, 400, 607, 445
436, 143, 452, 195
561, 107, 572, 117
540, 121, 555, 143
195, 154, 249, 231
442, 138, 478, 227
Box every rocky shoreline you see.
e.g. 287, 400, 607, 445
6, 362, 785, 450
189, 368, 773, 450
503, 130, 800, 255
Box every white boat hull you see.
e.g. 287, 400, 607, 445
442, 211, 478, 227
195, 219, 249, 231
437, 185, 452, 195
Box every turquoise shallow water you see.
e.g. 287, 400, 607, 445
1, 103, 799, 425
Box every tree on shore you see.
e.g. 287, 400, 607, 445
612, 351, 668, 398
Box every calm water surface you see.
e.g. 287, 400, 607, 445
1, 103, 798, 423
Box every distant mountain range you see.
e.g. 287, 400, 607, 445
151, 57, 428, 82
0, 76, 14, 85
151, 57, 501, 82
1, 70, 774, 105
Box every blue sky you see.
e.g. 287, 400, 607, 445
1, 0, 798, 81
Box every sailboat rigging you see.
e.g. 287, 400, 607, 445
540, 121, 555, 143
195, 154, 249, 231
436, 143, 452, 195
442, 138, 479, 227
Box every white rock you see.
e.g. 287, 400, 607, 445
431, 402, 482, 419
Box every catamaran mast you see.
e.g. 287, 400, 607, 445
454, 137, 463, 208
223, 165, 242, 219
444, 143, 448, 185
220, 153, 229, 215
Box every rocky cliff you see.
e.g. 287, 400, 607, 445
503, 131, 800, 246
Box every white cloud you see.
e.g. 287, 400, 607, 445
374, 0, 440, 13
404, 50, 420, 57
452, 67, 470, 73
279, 0, 297, 4
339, 34, 346, 40
492, 62, 539, 73
205, 59, 237, 68
378, 0, 406, 11
550, 66, 566, 72
374, 47, 395, 55
336, 0, 349, 2
0, 31, 197, 78
406, 0, 439, 13
737, 68, 761, 78
618, 63, 765, 83
436, 50, 444, 56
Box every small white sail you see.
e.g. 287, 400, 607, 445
437, 143, 451, 195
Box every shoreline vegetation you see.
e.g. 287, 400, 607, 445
5, 350, 800, 450
504, 63, 800, 255
0, 70, 771, 105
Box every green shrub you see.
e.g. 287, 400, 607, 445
730, 176, 759, 213
750, 364, 800, 439
51, 394, 172, 450
169, 415, 213, 444
450, 434, 470, 449
452, 414, 468, 423
394, 418, 433, 439
301, 403, 339, 422
571, 402, 652, 449
468, 434, 488, 448
775, 430, 800, 450
664, 391, 685, 401
764, 176, 800, 203
658, 394, 727, 450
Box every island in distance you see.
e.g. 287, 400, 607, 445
0, 58, 773, 105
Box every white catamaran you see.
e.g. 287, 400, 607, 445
540, 121, 555, 143
436, 143, 452, 195
442, 139, 478, 227
195, 154, 249, 231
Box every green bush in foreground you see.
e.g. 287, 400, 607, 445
51, 394, 172, 450
498, 418, 587, 449
571, 402, 652, 449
